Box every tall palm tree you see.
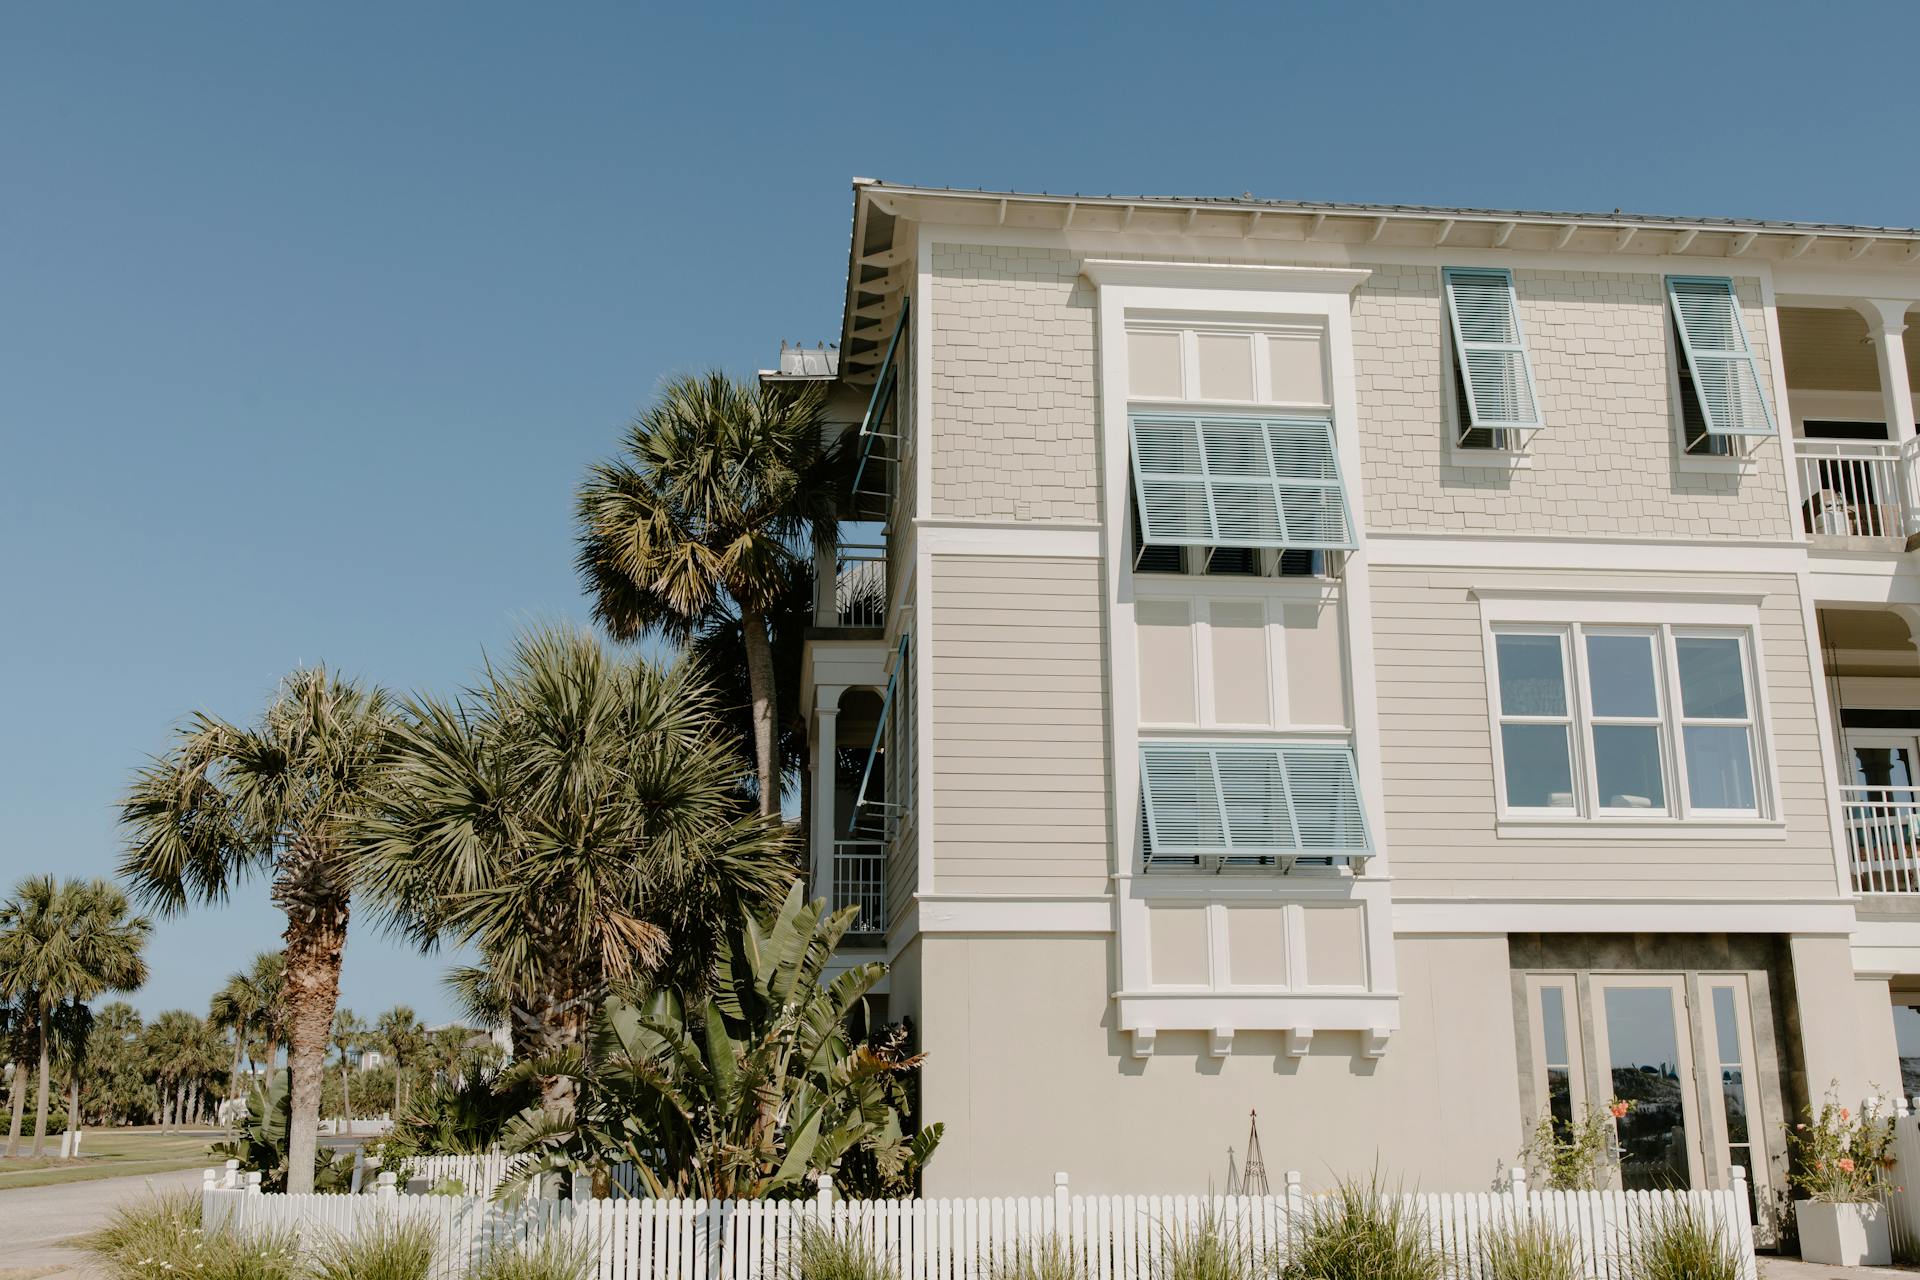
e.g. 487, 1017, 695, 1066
355, 626, 795, 1103
119, 668, 393, 1192
140, 1010, 204, 1130
208, 951, 283, 1100
331, 1008, 364, 1137
1, 994, 33, 1157
373, 1005, 423, 1113
575, 372, 843, 814
0, 878, 149, 1156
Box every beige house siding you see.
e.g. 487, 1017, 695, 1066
1353, 265, 1791, 540
930, 554, 1112, 895
928, 244, 1101, 522
1372, 566, 1837, 899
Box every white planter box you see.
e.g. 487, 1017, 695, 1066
1796, 1199, 1890, 1266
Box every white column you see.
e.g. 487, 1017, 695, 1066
1853, 299, 1916, 439
809, 692, 842, 907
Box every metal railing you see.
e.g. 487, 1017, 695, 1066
1796, 439, 1920, 542
830, 840, 886, 933
833, 545, 886, 628
1841, 784, 1920, 894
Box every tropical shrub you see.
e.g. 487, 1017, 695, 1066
1785, 1086, 1897, 1202
468, 1231, 597, 1280
209, 1070, 356, 1192
1517, 1100, 1628, 1191
376, 1064, 541, 1161
82, 1189, 301, 1280
1626, 1200, 1740, 1280
500, 885, 939, 1200
309, 1220, 436, 1280
1280, 1174, 1444, 1280
1483, 1218, 1580, 1280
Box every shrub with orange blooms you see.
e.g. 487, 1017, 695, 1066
1785, 1084, 1897, 1203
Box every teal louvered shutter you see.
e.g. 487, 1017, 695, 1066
1443, 268, 1541, 431
850, 635, 908, 835
1130, 414, 1356, 550
1667, 276, 1775, 436
1139, 743, 1371, 863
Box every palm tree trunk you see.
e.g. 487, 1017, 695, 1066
66, 1072, 80, 1157
282, 903, 348, 1195
29, 999, 51, 1157
740, 605, 780, 816
5, 1061, 26, 1156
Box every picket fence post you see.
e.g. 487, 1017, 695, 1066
376, 1171, 397, 1201
1053, 1172, 1070, 1240
245, 1171, 262, 1195
1508, 1166, 1528, 1217
817, 1174, 835, 1209
224, 1159, 240, 1190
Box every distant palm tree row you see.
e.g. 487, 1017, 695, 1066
110, 372, 845, 1190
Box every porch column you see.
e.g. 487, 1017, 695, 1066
1852, 299, 1916, 440
809, 691, 843, 907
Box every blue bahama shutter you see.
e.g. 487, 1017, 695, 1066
1667, 276, 1775, 436
1444, 267, 1541, 431
1139, 742, 1371, 864
1130, 414, 1355, 550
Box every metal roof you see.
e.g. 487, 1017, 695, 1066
861, 181, 1920, 238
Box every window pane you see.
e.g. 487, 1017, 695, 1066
1128, 331, 1183, 399
1496, 634, 1567, 717
1603, 986, 1692, 1191
1711, 986, 1741, 1065
1586, 633, 1659, 718
1502, 723, 1574, 808
1547, 1066, 1573, 1136
1685, 726, 1756, 810
1594, 724, 1665, 809
1721, 1067, 1749, 1143
1676, 637, 1748, 719
1539, 986, 1569, 1067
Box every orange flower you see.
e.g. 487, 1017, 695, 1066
1842, 1107, 1851, 1121
1840, 1158, 1857, 1174
1610, 1101, 1630, 1119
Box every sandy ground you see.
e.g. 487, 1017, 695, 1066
0, 1166, 204, 1279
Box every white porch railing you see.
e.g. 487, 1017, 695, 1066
1840, 784, 1920, 894
832, 839, 886, 933
1796, 438, 1920, 542
202, 1167, 1756, 1280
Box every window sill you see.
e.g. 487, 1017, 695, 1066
1676, 447, 1759, 476
1495, 816, 1786, 840
1447, 443, 1534, 471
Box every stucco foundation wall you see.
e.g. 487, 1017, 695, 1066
1352, 264, 1789, 540
915, 932, 1520, 1196
928, 244, 1101, 522
1370, 565, 1838, 899
1854, 974, 1900, 1102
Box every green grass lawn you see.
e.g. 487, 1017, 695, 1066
0, 1128, 221, 1190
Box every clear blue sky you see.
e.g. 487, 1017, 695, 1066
4, 1, 1916, 1024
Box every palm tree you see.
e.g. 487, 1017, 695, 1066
209, 952, 282, 1099
1, 994, 33, 1156
0, 877, 149, 1156
355, 626, 795, 1103
331, 1008, 364, 1137
140, 1009, 204, 1130
373, 1005, 423, 1113
118, 668, 393, 1192
575, 372, 843, 814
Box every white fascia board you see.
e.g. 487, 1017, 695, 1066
1366, 532, 1806, 573
1081, 258, 1371, 293
1392, 898, 1857, 935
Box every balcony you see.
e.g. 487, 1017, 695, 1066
1841, 785, 1920, 895
812, 532, 887, 631
1796, 439, 1920, 547
829, 839, 886, 933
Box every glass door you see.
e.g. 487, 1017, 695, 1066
1590, 976, 1703, 1190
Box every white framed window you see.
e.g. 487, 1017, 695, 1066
1487, 618, 1770, 822
1524, 974, 1587, 1138
1668, 275, 1774, 460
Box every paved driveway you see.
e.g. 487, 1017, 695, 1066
0, 1166, 203, 1278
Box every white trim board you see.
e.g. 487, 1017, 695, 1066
1392, 899, 1857, 934
916, 521, 1102, 558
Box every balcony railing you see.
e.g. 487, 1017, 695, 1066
1796, 439, 1920, 543
1841, 784, 1920, 894
812, 541, 887, 629
830, 840, 886, 933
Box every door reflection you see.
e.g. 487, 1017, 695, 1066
1603, 986, 1692, 1190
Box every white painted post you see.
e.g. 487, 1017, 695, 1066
245, 1171, 263, 1195
224, 1158, 240, 1190
1053, 1172, 1070, 1239
202, 1168, 217, 1194
350, 1147, 365, 1194
816, 1173, 834, 1208
1509, 1166, 1528, 1223
1731, 1165, 1750, 1223
1285, 1169, 1305, 1225
70, 1130, 82, 1157
376, 1170, 397, 1200
571, 1170, 592, 1201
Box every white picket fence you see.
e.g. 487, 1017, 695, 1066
202, 1167, 1755, 1280
1879, 1096, 1920, 1259
393, 1152, 525, 1196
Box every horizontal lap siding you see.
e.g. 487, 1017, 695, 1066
932, 555, 1113, 896
1371, 566, 1841, 900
